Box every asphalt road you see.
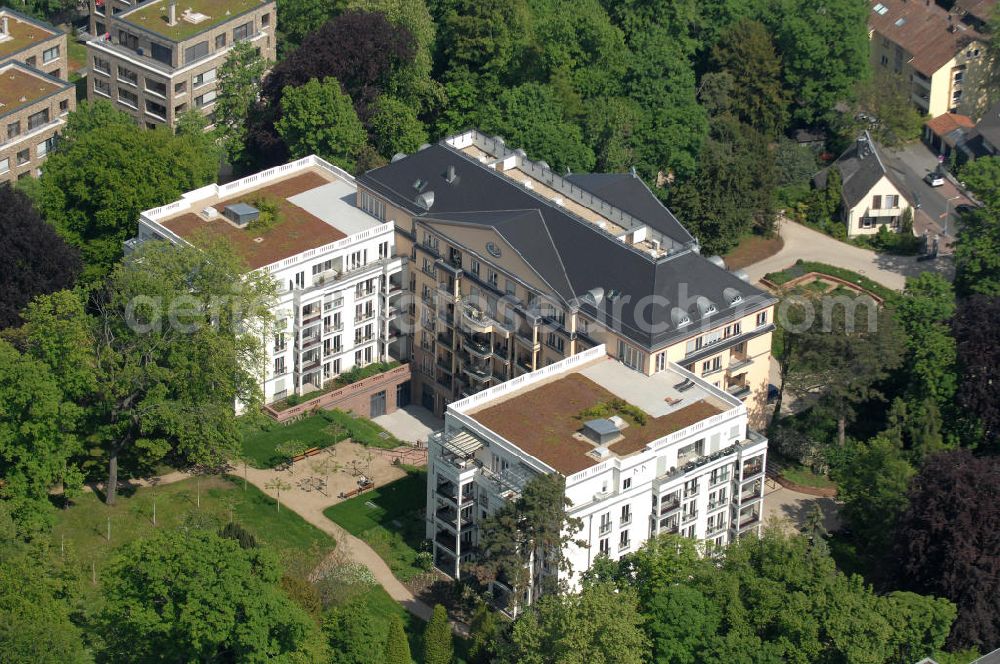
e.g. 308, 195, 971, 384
882, 143, 974, 238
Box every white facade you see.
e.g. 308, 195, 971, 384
133, 156, 404, 405
425, 345, 767, 605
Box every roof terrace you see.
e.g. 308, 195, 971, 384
459, 352, 736, 476
0, 63, 66, 118
0, 10, 59, 60
120, 0, 267, 42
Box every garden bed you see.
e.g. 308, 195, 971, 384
763, 260, 895, 302
270, 361, 401, 412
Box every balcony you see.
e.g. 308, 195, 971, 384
681, 511, 698, 524
421, 318, 436, 333
492, 345, 510, 361
435, 530, 458, 553
300, 334, 321, 349
516, 357, 533, 373
742, 458, 764, 479
620, 514, 632, 527
464, 336, 491, 358
709, 472, 730, 487
658, 496, 680, 515
464, 365, 491, 383
738, 512, 761, 531
707, 499, 728, 512
436, 506, 473, 529
438, 311, 455, 327
462, 304, 495, 334
323, 323, 344, 335
599, 522, 612, 536
618, 540, 631, 552
438, 331, 454, 347
727, 351, 753, 373
658, 520, 679, 534
707, 522, 727, 536
436, 374, 453, 391
727, 384, 751, 400
436, 357, 453, 374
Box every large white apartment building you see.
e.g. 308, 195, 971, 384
131, 156, 404, 405
426, 344, 767, 606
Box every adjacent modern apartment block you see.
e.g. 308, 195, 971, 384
358, 131, 777, 424
0, 9, 73, 182
426, 345, 767, 604
869, 0, 987, 117
0, 61, 74, 182
0, 8, 68, 80
131, 156, 404, 405
86, 0, 276, 127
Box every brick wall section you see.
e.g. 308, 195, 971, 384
264, 363, 412, 422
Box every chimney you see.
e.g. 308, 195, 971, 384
167, 1, 177, 25
445, 165, 456, 183
1, 17, 8, 36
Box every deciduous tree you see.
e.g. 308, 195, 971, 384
277, 78, 369, 172
215, 41, 270, 167
889, 449, 1000, 650
98, 529, 326, 661
369, 95, 429, 158
0, 184, 80, 329
952, 295, 1000, 450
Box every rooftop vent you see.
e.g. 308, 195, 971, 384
537, 160, 550, 170
391, 152, 407, 163
671, 307, 691, 327
445, 165, 457, 183
695, 296, 717, 317
201, 206, 218, 220
492, 135, 505, 145
707, 255, 726, 269
582, 419, 620, 445
723, 287, 743, 306
412, 178, 426, 192
514, 148, 527, 158
416, 190, 435, 210
579, 286, 604, 308
589, 446, 612, 460
223, 203, 259, 227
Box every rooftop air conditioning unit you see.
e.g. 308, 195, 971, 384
202, 206, 218, 219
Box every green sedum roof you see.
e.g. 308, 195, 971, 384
120, 0, 267, 42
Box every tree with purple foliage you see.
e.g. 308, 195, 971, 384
247, 10, 417, 169
953, 295, 1000, 451
889, 449, 1000, 650
0, 184, 81, 329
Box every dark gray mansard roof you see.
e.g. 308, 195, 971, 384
358, 141, 776, 351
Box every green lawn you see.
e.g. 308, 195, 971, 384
51, 475, 334, 588
779, 463, 837, 489
324, 469, 429, 582
241, 410, 403, 468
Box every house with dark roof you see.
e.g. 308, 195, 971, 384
814, 132, 914, 237
923, 112, 976, 159
357, 131, 777, 423
869, 0, 988, 117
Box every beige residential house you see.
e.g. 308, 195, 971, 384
357, 131, 777, 425
814, 132, 914, 237
869, 0, 988, 118
86, 0, 275, 127
0, 8, 68, 80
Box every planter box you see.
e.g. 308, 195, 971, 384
264, 364, 412, 422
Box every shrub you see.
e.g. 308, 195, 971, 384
415, 551, 434, 572
219, 522, 258, 549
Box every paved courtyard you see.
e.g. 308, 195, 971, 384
764, 483, 842, 534
373, 404, 442, 444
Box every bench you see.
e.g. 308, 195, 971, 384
290, 447, 324, 464
338, 480, 375, 500
674, 378, 695, 392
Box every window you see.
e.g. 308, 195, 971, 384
118, 30, 138, 50
93, 56, 110, 75
117, 65, 137, 86
755, 311, 768, 327
599, 538, 609, 555
262, 12, 270, 26
599, 512, 611, 535
0, 158, 8, 174
274, 333, 286, 352
873, 3, 888, 15
683, 479, 699, 498
37, 136, 56, 157
59, 99, 69, 114
622, 477, 632, 491
885, 194, 899, 208
872, 195, 881, 210
233, 21, 253, 42
618, 530, 630, 551
955, 71, 965, 84
25, 56, 36, 67
118, 88, 138, 108
215, 33, 226, 49
175, 81, 187, 94
471, 259, 480, 276
195, 90, 217, 107
42, 46, 59, 63
655, 351, 666, 372
378, 241, 389, 259
6, 121, 19, 139
94, 77, 111, 96
145, 100, 167, 119
617, 340, 643, 370
16, 148, 30, 166
184, 40, 209, 63
193, 68, 216, 87
359, 190, 386, 220
148, 41, 172, 65
880, 54, 888, 67
274, 357, 285, 375
145, 78, 167, 97
701, 356, 722, 375
505, 278, 516, 296
487, 268, 498, 288
620, 504, 631, 525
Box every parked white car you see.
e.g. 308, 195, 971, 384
925, 171, 945, 187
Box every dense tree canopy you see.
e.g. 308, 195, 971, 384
890, 450, 1000, 650
98, 529, 326, 661
952, 295, 1000, 451
277, 78, 370, 172
0, 184, 80, 329
37, 102, 218, 282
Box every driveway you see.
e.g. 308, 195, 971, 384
742, 219, 954, 290
882, 142, 973, 239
